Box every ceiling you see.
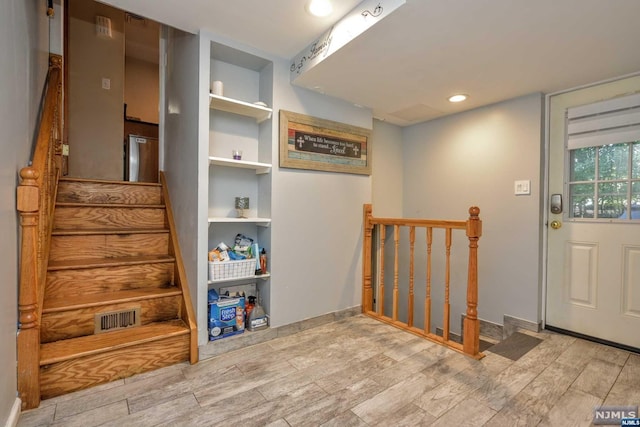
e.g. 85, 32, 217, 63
101, 0, 640, 126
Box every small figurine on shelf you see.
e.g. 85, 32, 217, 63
235, 196, 249, 218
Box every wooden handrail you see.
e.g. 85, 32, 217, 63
362, 204, 484, 359
160, 172, 199, 364
17, 55, 63, 409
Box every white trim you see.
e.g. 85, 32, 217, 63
5, 398, 21, 427
541, 92, 551, 329
541, 71, 640, 329
568, 92, 640, 119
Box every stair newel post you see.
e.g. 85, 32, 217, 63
362, 204, 374, 313
463, 206, 482, 357
17, 167, 41, 409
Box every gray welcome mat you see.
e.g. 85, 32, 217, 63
487, 332, 542, 361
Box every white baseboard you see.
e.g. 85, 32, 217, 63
4, 398, 21, 427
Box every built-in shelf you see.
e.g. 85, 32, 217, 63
208, 156, 271, 174
209, 94, 273, 123
207, 273, 271, 285
208, 217, 271, 227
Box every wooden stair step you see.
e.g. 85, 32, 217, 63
41, 290, 183, 343
48, 254, 175, 271
52, 227, 169, 236
40, 319, 189, 366
43, 287, 182, 313
53, 204, 167, 230
57, 177, 162, 205
49, 230, 170, 262
45, 262, 176, 299
56, 202, 165, 209
59, 176, 162, 186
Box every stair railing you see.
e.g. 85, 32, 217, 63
17, 54, 63, 409
362, 204, 483, 359
160, 172, 199, 364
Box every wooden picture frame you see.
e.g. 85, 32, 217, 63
279, 110, 372, 175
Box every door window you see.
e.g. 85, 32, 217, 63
569, 141, 640, 219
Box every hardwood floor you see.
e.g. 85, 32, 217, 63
18, 314, 640, 426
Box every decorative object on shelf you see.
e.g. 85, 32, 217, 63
235, 196, 250, 218
232, 149, 242, 160
212, 80, 223, 96
279, 110, 372, 175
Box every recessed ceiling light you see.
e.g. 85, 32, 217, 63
448, 94, 468, 103
307, 0, 333, 17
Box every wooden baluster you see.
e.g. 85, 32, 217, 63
378, 225, 386, 316
17, 167, 41, 409
393, 225, 399, 321
443, 227, 452, 342
408, 226, 415, 327
362, 204, 374, 312
425, 227, 432, 335
463, 207, 482, 356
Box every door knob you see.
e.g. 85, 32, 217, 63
550, 220, 562, 229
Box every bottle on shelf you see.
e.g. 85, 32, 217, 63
260, 248, 267, 274
247, 291, 268, 331
245, 295, 256, 324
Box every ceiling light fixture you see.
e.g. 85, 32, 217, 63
448, 94, 468, 103
307, 0, 333, 17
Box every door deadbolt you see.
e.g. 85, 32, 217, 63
550, 194, 563, 214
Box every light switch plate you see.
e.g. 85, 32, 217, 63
101, 78, 110, 90
514, 180, 531, 195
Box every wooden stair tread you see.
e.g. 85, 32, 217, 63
48, 254, 175, 271
59, 177, 161, 187
40, 319, 189, 366
43, 287, 182, 313
52, 227, 169, 236
56, 202, 165, 209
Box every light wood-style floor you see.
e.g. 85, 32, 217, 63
18, 314, 640, 426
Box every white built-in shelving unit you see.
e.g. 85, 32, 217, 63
205, 40, 274, 332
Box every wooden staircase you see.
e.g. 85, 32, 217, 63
37, 176, 196, 400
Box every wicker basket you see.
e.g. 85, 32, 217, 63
208, 259, 256, 281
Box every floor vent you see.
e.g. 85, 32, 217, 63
95, 307, 141, 334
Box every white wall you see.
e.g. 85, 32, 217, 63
0, 0, 50, 423
402, 93, 544, 328
270, 58, 373, 327
371, 119, 403, 217
162, 27, 203, 343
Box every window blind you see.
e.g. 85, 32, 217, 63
567, 92, 640, 150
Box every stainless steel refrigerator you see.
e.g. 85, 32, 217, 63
125, 134, 159, 183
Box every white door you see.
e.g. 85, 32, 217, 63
546, 76, 640, 350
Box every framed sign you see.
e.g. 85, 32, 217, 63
279, 110, 372, 175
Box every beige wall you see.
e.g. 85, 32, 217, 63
125, 57, 159, 123
68, 0, 125, 180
